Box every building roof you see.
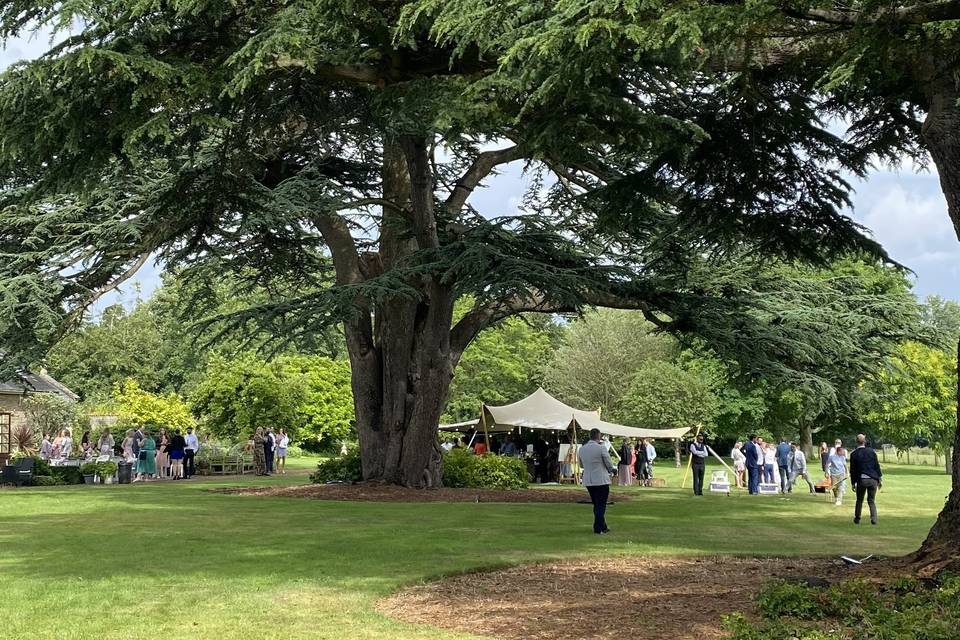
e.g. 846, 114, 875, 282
0, 368, 79, 401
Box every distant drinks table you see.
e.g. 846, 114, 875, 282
47, 456, 124, 466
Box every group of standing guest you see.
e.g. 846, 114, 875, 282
732, 436, 800, 494
249, 427, 289, 476
119, 426, 199, 481
615, 438, 657, 487
38, 429, 75, 460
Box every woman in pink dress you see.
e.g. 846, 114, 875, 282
122, 430, 136, 462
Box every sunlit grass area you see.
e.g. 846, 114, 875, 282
0, 460, 950, 639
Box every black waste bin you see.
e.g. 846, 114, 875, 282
117, 462, 133, 484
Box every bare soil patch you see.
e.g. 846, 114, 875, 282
215, 483, 623, 503
378, 556, 852, 640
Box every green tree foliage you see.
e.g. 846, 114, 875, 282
676, 349, 771, 441
23, 394, 77, 438
444, 315, 560, 422
544, 310, 674, 419
0, 1, 913, 486
190, 355, 304, 442
190, 354, 353, 446
862, 342, 957, 463
45, 270, 348, 400
112, 379, 194, 433
620, 361, 720, 432
921, 296, 960, 353
45, 303, 170, 399
279, 355, 355, 447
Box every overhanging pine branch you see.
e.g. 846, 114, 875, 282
445, 145, 524, 215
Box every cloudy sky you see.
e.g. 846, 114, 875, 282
4, 32, 957, 309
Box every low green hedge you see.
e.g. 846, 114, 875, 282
310, 448, 362, 483
309, 448, 528, 488
12, 457, 78, 485
723, 575, 960, 639
50, 466, 82, 485
442, 449, 527, 489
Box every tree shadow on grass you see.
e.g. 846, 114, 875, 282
0, 481, 942, 594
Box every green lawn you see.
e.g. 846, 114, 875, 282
0, 461, 950, 640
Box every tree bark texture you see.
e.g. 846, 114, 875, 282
331, 138, 461, 488
914, 64, 960, 567
913, 335, 960, 572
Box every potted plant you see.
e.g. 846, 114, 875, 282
96, 461, 118, 485
80, 462, 98, 485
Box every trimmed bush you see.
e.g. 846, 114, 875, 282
50, 466, 83, 485
33, 475, 57, 486
285, 445, 304, 458
442, 449, 527, 489
310, 449, 362, 483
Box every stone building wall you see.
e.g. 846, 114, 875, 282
0, 393, 27, 463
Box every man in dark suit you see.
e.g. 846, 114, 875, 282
743, 434, 761, 495
263, 427, 275, 476
850, 433, 883, 525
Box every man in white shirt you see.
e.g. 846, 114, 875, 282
183, 427, 200, 478
578, 428, 616, 534
645, 439, 657, 478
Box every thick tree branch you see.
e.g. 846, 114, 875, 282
313, 212, 375, 354
274, 58, 383, 84
273, 50, 494, 86
336, 198, 408, 216
445, 145, 525, 215
399, 136, 440, 249
313, 213, 363, 285
783, 0, 960, 25
63, 251, 151, 330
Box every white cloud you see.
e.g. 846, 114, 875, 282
849, 170, 960, 299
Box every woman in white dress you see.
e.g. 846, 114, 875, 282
731, 442, 746, 489
275, 429, 290, 475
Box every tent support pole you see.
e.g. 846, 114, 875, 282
708, 447, 737, 477
570, 421, 580, 486
681, 425, 702, 489
479, 404, 491, 455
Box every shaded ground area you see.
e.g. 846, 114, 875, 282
215, 482, 626, 503
378, 556, 852, 640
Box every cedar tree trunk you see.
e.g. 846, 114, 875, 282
914, 64, 960, 570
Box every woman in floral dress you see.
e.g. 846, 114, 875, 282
252, 427, 267, 476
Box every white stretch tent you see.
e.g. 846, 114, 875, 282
439, 388, 690, 440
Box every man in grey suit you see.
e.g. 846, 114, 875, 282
578, 428, 616, 534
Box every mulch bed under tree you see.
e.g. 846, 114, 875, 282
377, 556, 861, 640
215, 483, 626, 503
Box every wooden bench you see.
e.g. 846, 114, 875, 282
206, 455, 253, 475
